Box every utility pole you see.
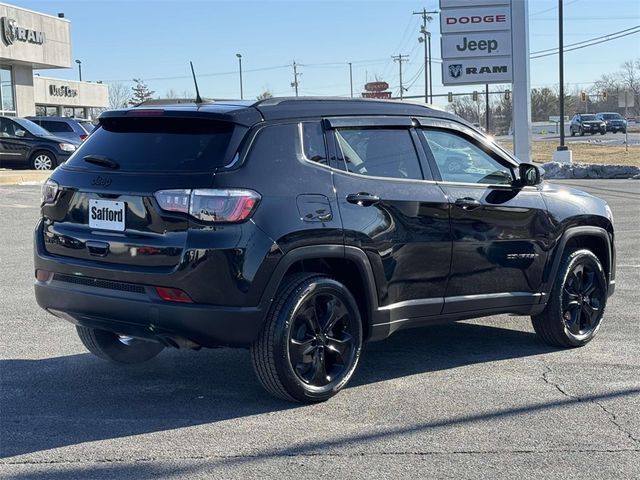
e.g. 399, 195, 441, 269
291, 61, 301, 97
414, 9, 438, 104
485, 84, 490, 133
392, 54, 409, 100
348, 62, 353, 98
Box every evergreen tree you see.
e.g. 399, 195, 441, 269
129, 78, 155, 105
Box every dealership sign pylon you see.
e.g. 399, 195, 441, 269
440, 0, 531, 162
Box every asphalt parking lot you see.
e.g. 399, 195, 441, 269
0, 180, 638, 479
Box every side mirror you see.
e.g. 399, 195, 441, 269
517, 163, 542, 187
15, 129, 26, 137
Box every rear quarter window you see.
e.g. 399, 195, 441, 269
41, 121, 74, 133
66, 117, 236, 172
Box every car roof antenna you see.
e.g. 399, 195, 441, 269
190, 61, 203, 104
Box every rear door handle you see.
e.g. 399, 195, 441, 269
454, 197, 482, 210
346, 192, 380, 207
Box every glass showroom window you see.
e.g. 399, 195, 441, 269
0, 66, 16, 116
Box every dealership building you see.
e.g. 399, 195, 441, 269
0, 2, 108, 118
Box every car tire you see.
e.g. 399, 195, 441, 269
531, 249, 607, 348
76, 326, 164, 364
251, 273, 363, 403
600, 130, 606, 135
570, 129, 576, 137
30, 150, 57, 171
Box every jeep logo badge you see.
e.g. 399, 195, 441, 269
91, 176, 112, 188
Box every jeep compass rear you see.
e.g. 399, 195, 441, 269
35, 98, 615, 403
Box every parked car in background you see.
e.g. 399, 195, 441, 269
0, 116, 78, 170
76, 118, 96, 134
595, 112, 627, 133
570, 114, 606, 136
26, 116, 91, 143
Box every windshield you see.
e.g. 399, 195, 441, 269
581, 115, 597, 121
601, 113, 623, 120
65, 116, 236, 172
12, 117, 53, 137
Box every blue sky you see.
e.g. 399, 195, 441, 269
10, 0, 640, 107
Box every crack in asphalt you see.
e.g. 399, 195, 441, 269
3, 448, 640, 465
542, 365, 640, 447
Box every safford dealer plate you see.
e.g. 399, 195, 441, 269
89, 199, 125, 231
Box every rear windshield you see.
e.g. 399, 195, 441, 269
66, 116, 235, 172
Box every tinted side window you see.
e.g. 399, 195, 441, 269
300, 122, 327, 165
246, 123, 299, 165
421, 129, 512, 185
334, 128, 423, 180
0, 118, 18, 137
41, 121, 73, 133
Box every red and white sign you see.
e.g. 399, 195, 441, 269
364, 81, 389, 92
440, 6, 510, 34
362, 91, 392, 99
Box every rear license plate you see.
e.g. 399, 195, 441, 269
89, 199, 125, 231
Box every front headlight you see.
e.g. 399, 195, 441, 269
59, 143, 76, 152
41, 179, 59, 205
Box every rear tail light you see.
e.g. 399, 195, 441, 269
154, 189, 260, 223
41, 179, 59, 205
80, 134, 88, 141
155, 287, 193, 303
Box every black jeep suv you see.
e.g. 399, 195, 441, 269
34, 98, 616, 402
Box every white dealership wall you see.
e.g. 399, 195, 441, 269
0, 2, 108, 117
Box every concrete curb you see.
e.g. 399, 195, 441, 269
0, 170, 51, 186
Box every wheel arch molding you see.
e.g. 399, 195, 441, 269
541, 226, 614, 298
258, 245, 381, 340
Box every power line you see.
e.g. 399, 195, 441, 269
530, 0, 579, 17
531, 25, 640, 55
531, 27, 640, 58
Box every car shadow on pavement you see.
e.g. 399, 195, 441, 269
1, 321, 557, 459
354, 320, 558, 386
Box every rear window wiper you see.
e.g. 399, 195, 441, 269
83, 155, 120, 169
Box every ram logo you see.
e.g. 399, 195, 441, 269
448, 64, 463, 78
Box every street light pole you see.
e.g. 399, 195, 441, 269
348, 62, 353, 98
75, 59, 82, 81
236, 54, 243, 100
558, 0, 565, 149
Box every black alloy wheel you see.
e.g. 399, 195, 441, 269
288, 291, 357, 387
251, 274, 363, 402
532, 249, 607, 347
561, 259, 606, 338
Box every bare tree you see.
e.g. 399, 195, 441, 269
108, 82, 132, 109
593, 58, 640, 115
257, 90, 274, 100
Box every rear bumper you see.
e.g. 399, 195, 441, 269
34, 277, 266, 348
